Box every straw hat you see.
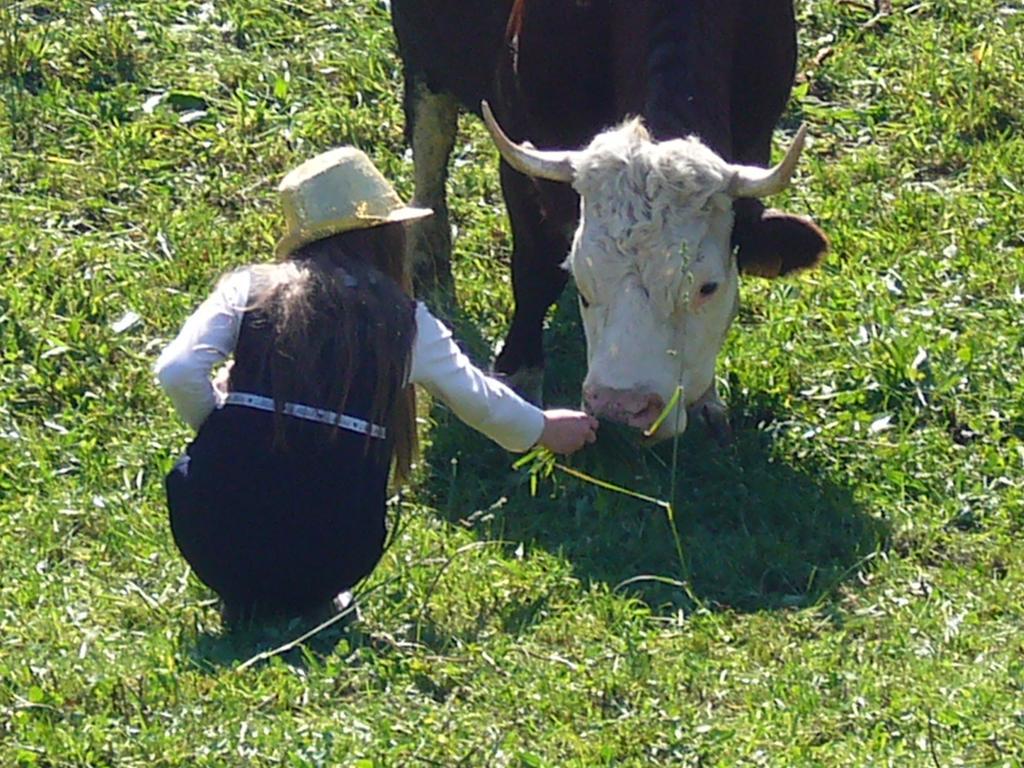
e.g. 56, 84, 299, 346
275, 147, 432, 258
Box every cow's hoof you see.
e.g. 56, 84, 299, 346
493, 366, 544, 406
696, 403, 733, 446
687, 390, 733, 447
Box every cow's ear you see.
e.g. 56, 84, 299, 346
735, 209, 828, 279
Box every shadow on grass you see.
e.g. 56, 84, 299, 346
185, 611, 514, 676
419, 293, 887, 617
184, 610, 353, 672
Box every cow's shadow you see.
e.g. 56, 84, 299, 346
419, 291, 886, 616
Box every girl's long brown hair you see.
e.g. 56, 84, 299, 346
237, 223, 418, 482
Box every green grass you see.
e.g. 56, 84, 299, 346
2, 0, 1023, 764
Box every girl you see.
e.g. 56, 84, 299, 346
155, 147, 597, 625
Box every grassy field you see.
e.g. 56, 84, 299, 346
2, 0, 1023, 764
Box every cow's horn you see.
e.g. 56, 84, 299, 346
481, 101, 576, 183
728, 125, 807, 198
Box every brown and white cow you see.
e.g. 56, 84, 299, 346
391, 0, 828, 438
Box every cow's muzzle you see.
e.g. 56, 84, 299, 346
583, 386, 667, 432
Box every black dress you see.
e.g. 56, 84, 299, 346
164, 299, 401, 617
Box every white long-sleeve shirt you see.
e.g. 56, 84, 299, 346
154, 269, 545, 452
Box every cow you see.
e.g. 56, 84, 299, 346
391, 0, 828, 439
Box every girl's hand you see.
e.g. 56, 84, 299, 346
538, 409, 599, 455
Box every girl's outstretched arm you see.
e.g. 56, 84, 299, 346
409, 304, 597, 454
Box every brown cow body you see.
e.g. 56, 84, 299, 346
391, 0, 826, 402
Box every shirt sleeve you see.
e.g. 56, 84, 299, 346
153, 269, 250, 430
408, 303, 545, 452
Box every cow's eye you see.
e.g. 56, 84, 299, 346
579, 293, 591, 309
699, 281, 719, 297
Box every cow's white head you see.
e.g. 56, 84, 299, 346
482, 102, 808, 439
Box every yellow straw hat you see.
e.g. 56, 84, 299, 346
275, 147, 432, 258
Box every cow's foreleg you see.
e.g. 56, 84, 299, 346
405, 77, 459, 306
492, 165, 572, 405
